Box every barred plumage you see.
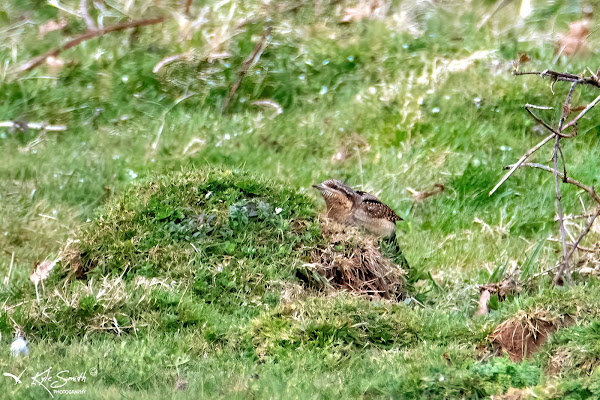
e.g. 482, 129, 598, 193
312, 179, 402, 237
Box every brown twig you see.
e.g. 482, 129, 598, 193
13, 16, 166, 74
505, 163, 600, 205
562, 93, 600, 130
524, 105, 574, 138
558, 146, 568, 180
184, 0, 193, 14
547, 237, 596, 253
221, 25, 273, 114
552, 82, 578, 284
514, 69, 600, 89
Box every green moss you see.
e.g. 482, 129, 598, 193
75, 166, 318, 286
249, 295, 494, 354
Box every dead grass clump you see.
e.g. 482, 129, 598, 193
575, 247, 600, 276
60, 239, 88, 278
547, 345, 600, 377
307, 219, 405, 300
491, 387, 538, 400
480, 276, 522, 300
490, 310, 573, 361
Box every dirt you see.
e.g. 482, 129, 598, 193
489, 310, 574, 361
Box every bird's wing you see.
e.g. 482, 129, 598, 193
355, 190, 381, 202
356, 193, 403, 222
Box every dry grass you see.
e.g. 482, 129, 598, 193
307, 219, 406, 300
490, 309, 573, 362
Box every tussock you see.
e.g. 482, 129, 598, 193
548, 344, 600, 377
61, 239, 86, 278
307, 219, 405, 300
490, 309, 573, 361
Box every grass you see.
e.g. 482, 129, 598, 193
2, 0, 600, 398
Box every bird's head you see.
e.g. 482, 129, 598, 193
311, 179, 356, 200
312, 179, 356, 222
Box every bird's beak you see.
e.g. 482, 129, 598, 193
312, 183, 324, 191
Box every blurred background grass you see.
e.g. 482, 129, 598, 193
1, 0, 600, 398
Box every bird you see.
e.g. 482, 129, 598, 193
312, 179, 402, 238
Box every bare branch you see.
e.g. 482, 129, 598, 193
501, 69, 600, 285
547, 237, 597, 253
524, 105, 574, 138
562, 93, 600, 131
552, 134, 569, 284
489, 133, 554, 196
559, 82, 578, 130
514, 69, 600, 89
565, 207, 600, 261
505, 162, 600, 204
13, 16, 166, 74
551, 82, 579, 284
221, 25, 273, 114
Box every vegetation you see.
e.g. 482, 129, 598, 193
1, 0, 600, 398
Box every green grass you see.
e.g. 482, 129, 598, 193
2, 0, 600, 398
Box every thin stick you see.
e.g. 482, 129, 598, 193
552, 134, 570, 284
489, 133, 554, 196
524, 104, 554, 110
514, 69, 600, 89
3, 252, 14, 286
14, 16, 166, 74
558, 146, 568, 180
562, 94, 600, 131
565, 207, 600, 261
524, 106, 574, 138
507, 163, 600, 204
221, 25, 272, 114
552, 82, 578, 284
547, 237, 596, 253
561, 82, 578, 128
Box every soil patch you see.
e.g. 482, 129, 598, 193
489, 309, 574, 361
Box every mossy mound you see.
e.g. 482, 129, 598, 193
6, 168, 408, 340
249, 295, 493, 357
65, 167, 321, 308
